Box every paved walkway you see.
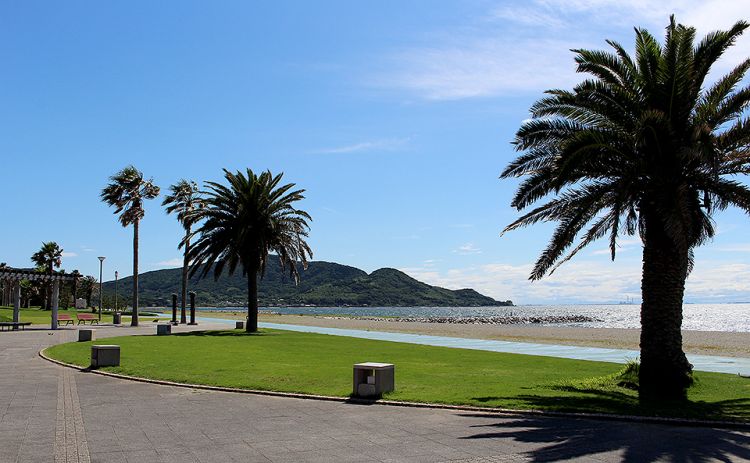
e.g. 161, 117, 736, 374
1, 324, 749, 462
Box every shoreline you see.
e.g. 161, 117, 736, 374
193, 311, 750, 358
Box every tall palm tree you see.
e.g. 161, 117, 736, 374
188, 168, 312, 332
70, 269, 81, 308
163, 179, 204, 323
101, 166, 160, 326
501, 17, 750, 400
31, 241, 63, 310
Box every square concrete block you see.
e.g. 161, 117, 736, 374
235, 321, 244, 330
353, 362, 394, 397
91, 345, 120, 367
78, 329, 95, 342
157, 324, 172, 335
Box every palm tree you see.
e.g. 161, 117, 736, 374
70, 269, 81, 308
188, 168, 312, 332
101, 166, 160, 326
80, 275, 98, 309
163, 179, 204, 323
31, 242, 63, 310
501, 17, 750, 400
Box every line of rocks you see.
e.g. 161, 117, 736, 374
315, 315, 601, 325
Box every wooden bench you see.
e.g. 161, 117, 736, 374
57, 314, 74, 326
0, 322, 32, 331
76, 313, 99, 325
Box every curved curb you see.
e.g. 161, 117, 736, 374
39, 348, 750, 430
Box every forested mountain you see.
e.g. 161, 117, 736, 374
102, 260, 512, 307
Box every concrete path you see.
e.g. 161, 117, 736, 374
1, 324, 749, 462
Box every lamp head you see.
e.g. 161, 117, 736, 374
98, 256, 106, 263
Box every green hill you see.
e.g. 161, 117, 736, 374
102, 260, 512, 307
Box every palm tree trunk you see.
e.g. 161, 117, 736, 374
180, 227, 189, 324
131, 219, 140, 327
246, 263, 258, 333
639, 210, 693, 401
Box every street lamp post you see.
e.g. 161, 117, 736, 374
114, 271, 119, 313
98, 256, 105, 321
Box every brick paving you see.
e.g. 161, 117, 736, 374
0, 323, 749, 462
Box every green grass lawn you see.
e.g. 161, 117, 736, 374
44, 329, 750, 421
0, 306, 161, 325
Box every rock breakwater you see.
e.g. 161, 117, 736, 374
317, 315, 600, 325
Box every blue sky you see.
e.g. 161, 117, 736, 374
2, 1, 749, 304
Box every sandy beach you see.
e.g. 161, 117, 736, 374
197, 311, 750, 358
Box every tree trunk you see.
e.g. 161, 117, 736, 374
131, 219, 140, 327
639, 210, 693, 401
180, 227, 189, 324
246, 263, 258, 333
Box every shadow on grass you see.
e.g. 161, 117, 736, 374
458, 412, 750, 462
472, 387, 750, 421
172, 330, 277, 338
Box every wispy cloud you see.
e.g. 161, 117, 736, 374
376, 38, 581, 100
454, 242, 481, 255
372, 0, 750, 100
80, 245, 95, 252
310, 137, 410, 154
401, 259, 750, 304
62, 251, 78, 258
716, 244, 750, 253
153, 258, 183, 268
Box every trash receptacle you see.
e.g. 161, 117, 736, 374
353, 362, 395, 397
113, 312, 122, 325
91, 345, 120, 367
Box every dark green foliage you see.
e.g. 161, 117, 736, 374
186, 168, 313, 331
102, 260, 509, 307
501, 16, 750, 400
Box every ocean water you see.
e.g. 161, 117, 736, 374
202, 303, 750, 332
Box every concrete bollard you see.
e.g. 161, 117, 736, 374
157, 324, 172, 335
78, 329, 95, 342
235, 321, 244, 330
91, 345, 120, 367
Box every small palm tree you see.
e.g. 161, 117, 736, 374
163, 179, 204, 323
31, 241, 63, 309
188, 168, 312, 332
80, 275, 98, 309
101, 166, 160, 326
501, 17, 750, 400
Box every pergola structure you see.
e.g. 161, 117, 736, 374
0, 267, 78, 330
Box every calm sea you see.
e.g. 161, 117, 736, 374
201, 303, 750, 333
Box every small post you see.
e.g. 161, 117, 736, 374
188, 291, 197, 325
171, 293, 178, 325
97, 256, 105, 321
114, 270, 119, 313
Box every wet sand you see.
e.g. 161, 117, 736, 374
199, 311, 750, 358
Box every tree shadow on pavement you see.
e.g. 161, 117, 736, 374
459, 409, 750, 462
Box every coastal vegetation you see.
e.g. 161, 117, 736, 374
186, 169, 313, 332
45, 330, 750, 421
502, 17, 750, 400
30, 241, 63, 309
102, 260, 509, 307
101, 166, 160, 326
